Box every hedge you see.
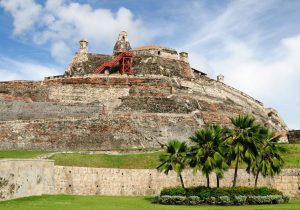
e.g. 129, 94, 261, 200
153, 195, 290, 205
160, 186, 283, 198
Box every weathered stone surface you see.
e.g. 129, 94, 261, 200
55, 167, 300, 198
289, 130, 300, 142
0, 159, 55, 201
113, 31, 131, 55
2, 159, 299, 200
0, 74, 288, 150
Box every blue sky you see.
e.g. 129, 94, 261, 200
0, 0, 300, 129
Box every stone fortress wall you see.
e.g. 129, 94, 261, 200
0, 31, 289, 150
0, 73, 288, 150
0, 159, 299, 201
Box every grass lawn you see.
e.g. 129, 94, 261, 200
50, 152, 163, 169
281, 143, 300, 168
0, 143, 299, 169
50, 143, 300, 169
0, 150, 51, 159
0, 195, 299, 210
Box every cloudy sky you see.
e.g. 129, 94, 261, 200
0, 0, 299, 129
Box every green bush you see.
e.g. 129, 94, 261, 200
160, 186, 185, 196
161, 186, 283, 198
186, 186, 212, 198
186, 196, 204, 205
155, 195, 290, 206
283, 195, 290, 203
258, 187, 283, 196
216, 196, 232, 205
206, 196, 216, 205
247, 195, 285, 205
158, 195, 186, 205
233, 195, 247, 205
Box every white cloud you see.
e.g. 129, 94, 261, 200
180, 0, 300, 129
51, 41, 72, 64
0, 0, 41, 35
0, 0, 154, 63
0, 56, 61, 81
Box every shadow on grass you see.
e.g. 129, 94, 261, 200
143, 196, 155, 203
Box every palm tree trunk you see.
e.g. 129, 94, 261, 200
216, 174, 220, 188
254, 171, 259, 188
233, 156, 239, 187
179, 174, 185, 189
207, 175, 210, 188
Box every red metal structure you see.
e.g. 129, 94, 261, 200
95, 52, 133, 75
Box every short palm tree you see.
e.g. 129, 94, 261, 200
189, 124, 228, 187
249, 128, 285, 187
226, 115, 260, 187
157, 140, 188, 189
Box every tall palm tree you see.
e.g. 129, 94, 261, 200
248, 128, 285, 187
226, 115, 260, 187
157, 140, 188, 189
189, 124, 228, 187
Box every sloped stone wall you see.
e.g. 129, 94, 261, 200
0, 75, 288, 150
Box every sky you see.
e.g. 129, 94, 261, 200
0, 0, 299, 129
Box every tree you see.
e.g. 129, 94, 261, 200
248, 128, 285, 187
189, 124, 229, 187
157, 140, 188, 189
226, 115, 260, 187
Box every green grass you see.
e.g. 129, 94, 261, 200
50, 152, 163, 169
0, 195, 299, 210
281, 143, 300, 168
0, 150, 51, 159
50, 143, 300, 169
0, 143, 299, 169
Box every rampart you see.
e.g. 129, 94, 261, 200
0, 159, 299, 201
0, 75, 288, 150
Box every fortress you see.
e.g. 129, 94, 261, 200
1, 32, 300, 201
0, 31, 288, 150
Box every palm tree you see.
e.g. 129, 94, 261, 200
189, 124, 228, 187
226, 115, 260, 187
157, 140, 188, 189
248, 128, 285, 187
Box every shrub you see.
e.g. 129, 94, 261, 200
258, 187, 283, 196
155, 195, 289, 206
247, 195, 285, 205
206, 196, 216, 205
171, 196, 187, 205
216, 196, 232, 205
283, 195, 290, 204
160, 186, 185, 196
187, 196, 204, 205
233, 195, 247, 205
158, 195, 186, 205
162, 186, 284, 198
186, 186, 212, 198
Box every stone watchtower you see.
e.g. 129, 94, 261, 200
79, 39, 88, 54
113, 31, 132, 55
